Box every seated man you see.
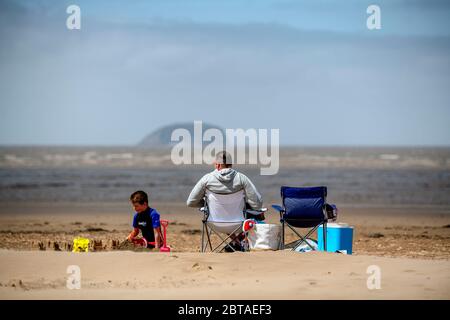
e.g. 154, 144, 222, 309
186, 151, 264, 250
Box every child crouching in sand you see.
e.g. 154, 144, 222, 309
127, 190, 163, 249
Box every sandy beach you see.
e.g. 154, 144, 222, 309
0, 202, 449, 299
0, 250, 449, 300
2, 0, 450, 304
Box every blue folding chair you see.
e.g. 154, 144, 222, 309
272, 186, 328, 251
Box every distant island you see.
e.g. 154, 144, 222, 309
138, 122, 225, 148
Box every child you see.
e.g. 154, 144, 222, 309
127, 190, 163, 249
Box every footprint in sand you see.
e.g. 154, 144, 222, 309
191, 262, 213, 271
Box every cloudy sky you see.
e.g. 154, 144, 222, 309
0, 0, 449, 146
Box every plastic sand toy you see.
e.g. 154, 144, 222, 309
72, 237, 90, 252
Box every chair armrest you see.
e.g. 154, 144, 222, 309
271, 204, 284, 212
245, 207, 268, 216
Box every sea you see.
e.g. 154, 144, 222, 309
0, 146, 449, 209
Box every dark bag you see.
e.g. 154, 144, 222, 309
325, 203, 338, 221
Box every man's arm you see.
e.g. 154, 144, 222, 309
186, 175, 207, 207
240, 173, 263, 209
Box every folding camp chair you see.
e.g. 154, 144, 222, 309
272, 186, 328, 251
200, 190, 267, 253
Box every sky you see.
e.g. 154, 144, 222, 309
0, 0, 449, 146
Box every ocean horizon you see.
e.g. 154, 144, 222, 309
0, 146, 448, 209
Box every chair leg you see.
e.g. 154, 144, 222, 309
243, 232, 249, 252
289, 225, 316, 251
201, 222, 206, 252
212, 231, 237, 252
285, 224, 322, 251
323, 222, 327, 252
202, 223, 213, 252
206, 227, 213, 252
208, 224, 243, 253
281, 220, 285, 250
204, 223, 249, 253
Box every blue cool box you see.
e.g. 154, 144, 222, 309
318, 223, 354, 254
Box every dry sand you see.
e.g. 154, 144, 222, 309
0, 250, 449, 299
0, 202, 449, 299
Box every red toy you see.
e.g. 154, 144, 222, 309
157, 220, 171, 252
242, 219, 256, 232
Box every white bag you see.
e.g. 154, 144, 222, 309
294, 239, 318, 253
247, 223, 281, 251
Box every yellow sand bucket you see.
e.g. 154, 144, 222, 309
72, 237, 90, 252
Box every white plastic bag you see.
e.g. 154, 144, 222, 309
247, 223, 281, 251
294, 239, 318, 253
